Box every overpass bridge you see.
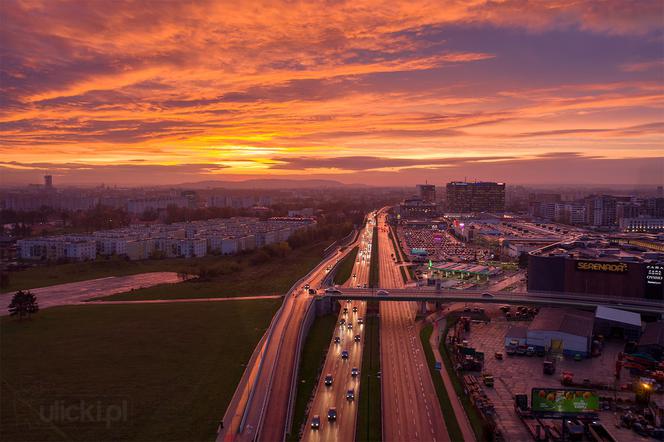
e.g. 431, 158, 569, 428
319, 287, 664, 315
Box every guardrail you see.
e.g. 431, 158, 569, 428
254, 238, 358, 441
283, 244, 354, 439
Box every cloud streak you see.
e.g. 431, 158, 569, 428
0, 1, 662, 185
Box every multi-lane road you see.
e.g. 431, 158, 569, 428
377, 211, 450, 442
302, 223, 373, 442
219, 235, 361, 442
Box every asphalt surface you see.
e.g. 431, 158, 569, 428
302, 222, 373, 442
218, 235, 363, 442
1, 272, 182, 315
377, 211, 449, 442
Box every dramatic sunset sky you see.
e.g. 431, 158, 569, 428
1, 1, 663, 186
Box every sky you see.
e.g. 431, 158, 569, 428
1, 0, 663, 187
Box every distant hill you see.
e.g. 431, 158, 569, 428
174, 178, 370, 189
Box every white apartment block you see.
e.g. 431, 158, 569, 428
18, 236, 96, 261
18, 217, 314, 262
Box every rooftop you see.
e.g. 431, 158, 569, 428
529, 308, 595, 337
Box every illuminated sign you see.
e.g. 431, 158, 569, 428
646, 264, 663, 286
531, 388, 599, 417
575, 260, 628, 273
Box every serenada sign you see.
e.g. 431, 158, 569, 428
576, 260, 628, 273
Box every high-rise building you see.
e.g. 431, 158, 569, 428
44, 175, 53, 188
445, 181, 505, 213
416, 184, 436, 203
586, 195, 617, 226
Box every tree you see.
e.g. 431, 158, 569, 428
8, 290, 39, 319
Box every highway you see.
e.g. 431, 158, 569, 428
218, 232, 360, 442
302, 221, 373, 442
377, 211, 449, 442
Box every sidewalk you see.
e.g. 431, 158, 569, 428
429, 317, 477, 442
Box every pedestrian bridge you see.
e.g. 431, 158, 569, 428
318, 287, 664, 315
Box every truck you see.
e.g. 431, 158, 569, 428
543, 359, 556, 375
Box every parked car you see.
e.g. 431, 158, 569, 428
494, 352, 503, 360
526, 346, 536, 356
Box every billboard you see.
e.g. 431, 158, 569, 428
531, 388, 599, 417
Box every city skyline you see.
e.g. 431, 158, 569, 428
1, 1, 663, 186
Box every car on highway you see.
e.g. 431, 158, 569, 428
351, 367, 359, 377
357, 317, 364, 325
311, 415, 321, 430
334, 336, 341, 344
346, 388, 355, 401
308, 288, 317, 295
482, 293, 494, 298
352, 306, 358, 313
339, 318, 345, 326
343, 307, 348, 315
341, 350, 349, 359
324, 374, 333, 386
352, 273, 357, 279
327, 407, 337, 421
347, 323, 353, 330
325, 287, 343, 294
354, 334, 361, 342
376, 290, 389, 296
304, 283, 310, 290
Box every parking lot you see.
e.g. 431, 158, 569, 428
455, 304, 656, 441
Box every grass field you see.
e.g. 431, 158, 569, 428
2, 241, 329, 296
89, 242, 329, 301
356, 301, 381, 442
0, 300, 280, 441
420, 324, 464, 442
286, 314, 337, 442
368, 228, 379, 288
333, 246, 359, 286
399, 266, 408, 284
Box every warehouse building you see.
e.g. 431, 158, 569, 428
526, 308, 595, 357
593, 306, 642, 341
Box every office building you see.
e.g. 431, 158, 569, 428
417, 184, 436, 203
446, 181, 505, 213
